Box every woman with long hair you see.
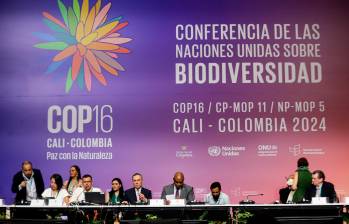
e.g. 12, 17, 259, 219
63, 165, 82, 195
105, 178, 124, 204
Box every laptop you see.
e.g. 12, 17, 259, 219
85, 192, 105, 205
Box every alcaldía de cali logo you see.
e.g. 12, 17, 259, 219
34, 0, 132, 93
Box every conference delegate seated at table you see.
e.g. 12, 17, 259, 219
69, 174, 102, 203
204, 181, 230, 205
11, 160, 45, 203
124, 173, 152, 204
42, 173, 69, 205
105, 177, 125, 204
305, 170, 338, 203
160, 171, 195, 203
279, 174, 294, 203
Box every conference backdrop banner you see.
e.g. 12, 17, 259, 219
0, 0, 348, 203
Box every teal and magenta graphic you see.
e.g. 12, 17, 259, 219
34, 0, 132, 92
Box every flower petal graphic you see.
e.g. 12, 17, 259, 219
95, 0, 102, 14
32, 32, 57, 41
53, 45, 77, 61
106, 33, 121, 38
45, 60, 65, 75
54, 32, 77, 45
43, 12, 67, 30
77, 43, 87, 56
106, 21, 128, 36
85, 50, 101, 73
89, 62, 107, 86
93, 50, 125, 71
95, 21, 119, 39
77, 63, 85, 90
72, 51, 83, 80
84, 59, 92, 91
65, 66, 74, 93
92, 2, 111, 31
106, 16, 122, 24
73, 0, 81, 20
57, 0, 68, 27
84, 6, 96, 35
99, 37, 131, 45
106, 52, 118, 58
36, 0, 131, 93
34, 42, 68, 50
98, 58, 118, 76
81, 32, 98, 46
68, 7, 78, 36
110, 47, 130, 54
87, 41, 119, 51
76, 22, 85, 42
80, 0, 89, 24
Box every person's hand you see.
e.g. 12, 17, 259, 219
139, 193, 147, 202
19, 181, 27, 188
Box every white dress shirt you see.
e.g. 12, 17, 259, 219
69, 187, 102, 203
42, 188, 69, 205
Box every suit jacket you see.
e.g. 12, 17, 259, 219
279, 186, 291, 204
305, 181, 337, 203
11, 169, 45, 203
161, 183, 195, 202
124, 187, 152, 204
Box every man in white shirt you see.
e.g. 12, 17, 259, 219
204, 182, 230, 205
69, 174, 102, 203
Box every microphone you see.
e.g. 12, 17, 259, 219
240, 193, 264, 204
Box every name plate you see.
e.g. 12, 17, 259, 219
149, 199, 164, 206
311, 197, 327, 204
48, 199, 64, 206
344, 197, 349, 204
30, 199, 45, 206
168, 199, 185, 206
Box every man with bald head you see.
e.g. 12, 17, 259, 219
161, 171, 195, 203
11, 160, 45, 203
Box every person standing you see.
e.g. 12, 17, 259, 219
291, 157, 312, 203
11, 161, 45, 203
63, 165, 82, 195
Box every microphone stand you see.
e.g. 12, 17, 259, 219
239, 193, 264, 204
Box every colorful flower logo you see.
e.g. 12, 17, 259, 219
34, 0, 132, 92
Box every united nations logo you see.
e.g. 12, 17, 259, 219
208, 146, 221, 157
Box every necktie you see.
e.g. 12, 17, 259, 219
136, 189, 140, 202
175, 188, 180, 199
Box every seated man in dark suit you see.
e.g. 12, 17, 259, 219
161, 171, 195, 203
305, 170, 337, 203
279, 174, 294, 203
124, 173, 152, 204
11, 160, 45, 203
